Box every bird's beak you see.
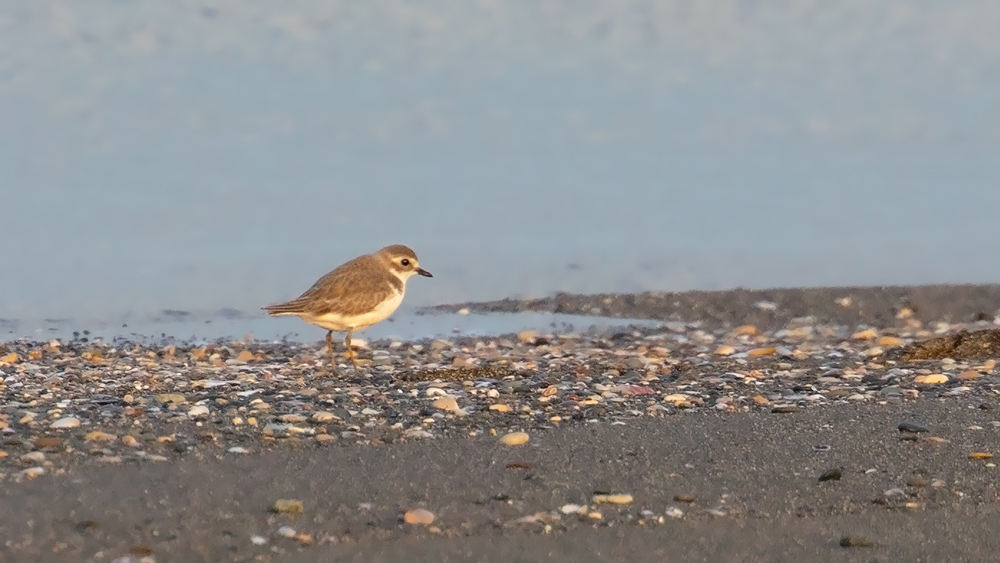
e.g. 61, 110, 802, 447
417, 268, 433, 278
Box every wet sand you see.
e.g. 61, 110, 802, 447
5, 402, 1000, 562
3, 284, 1000, 562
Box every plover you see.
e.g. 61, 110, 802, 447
263, 244, 432, 370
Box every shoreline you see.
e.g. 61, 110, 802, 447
5, 282, 1000, 345
2, 283, 1000, 561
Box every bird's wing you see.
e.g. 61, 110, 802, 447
263, 255, 397, 317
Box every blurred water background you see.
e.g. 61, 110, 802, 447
2, 1, 999, 341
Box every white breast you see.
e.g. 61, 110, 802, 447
306, 288, 405, 332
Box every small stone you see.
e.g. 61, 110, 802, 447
818, 468, 842, 482
403, 508, 435, 525
664, 506, 684, 518
969, 452, 994, 460
914, 374, 948, 385
155, 394, 187, 404
315, 434, 335, 443
432, 396, 460, 411
771, 405, 799, 414
673, 494, 695, 503
50, 417, 81, 429
877, 336, 904, 347
747, 348, 776, 357
752, 395, 769, 405
122, 435, 140, 447
20, 451, 45, 465
851, 329, 878, 341
236, 350, 255, 363
85, 431, 116, 442
560, 504, 584, 514
592, 493, 633, 504
251, 535, 268, 545
272, 499, 304, 514
0, 352, 18, 364
310, 411, 339, 423
898, 422, 929, 433
518, 331, 539, 344
715, 345, 735, 356
429, 339, 451, 352
402, 428, 433, 439
489, 404, 512, 412
500, 432, 529, 446
958, 370, 982, 381
188, 405, 210, 418
228, 446, 248, 454
277, 414, 307, 423
276, 526, 296, 538
35, 437, 62, 449
840, 536, 875, 548
18, 467, 45, 480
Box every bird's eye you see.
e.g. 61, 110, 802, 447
400, 259, 410, 266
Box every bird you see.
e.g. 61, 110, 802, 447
262, 244, 432, 370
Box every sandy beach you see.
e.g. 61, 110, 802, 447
3, 284, 1000, 562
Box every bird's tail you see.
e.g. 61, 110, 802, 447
262, 299, 308, 316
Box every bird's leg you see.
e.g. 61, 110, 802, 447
344, 327, 359, 370
325, 330, 337, 369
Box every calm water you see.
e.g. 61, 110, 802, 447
3, 1, 1000, 341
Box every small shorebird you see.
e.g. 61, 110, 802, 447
263, 244, 432, 370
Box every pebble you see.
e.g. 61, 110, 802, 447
500, 431, 530, 446
840, 536, 875, 548
272, 499, 304, 514
714, 345, 735, 356
898, 422, 929, 433
276, 526, 296, 538
432, 396, 460, 411
0, 305, 997, 482
818, 468, 842, 482
155, 393, 187, 404
402, 428, 434, 439
18, 467, 45, 480
20, 451, 45, 464
50, 416, 81, 429
592, 493, 632, 504
310, 411, 339, 423
35, 437, 62, 449
403, 508, 435, 525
